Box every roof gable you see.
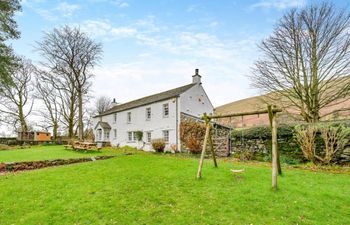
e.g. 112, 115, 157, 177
97, 83, 196, 116
95, 121, 111, 130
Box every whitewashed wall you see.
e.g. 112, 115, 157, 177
179, 84, 214, 117
94, 98, 178, 151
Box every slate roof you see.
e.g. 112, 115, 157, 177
95, 121, 111, 130
96, 83, 196, 117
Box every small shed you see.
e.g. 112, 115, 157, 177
17, 131, 51, 142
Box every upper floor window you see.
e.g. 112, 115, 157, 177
113, 129, 117, 139
127, 112, 131, 123
163, 130, 169, 143
163, 103, 169, 117
113, 113, 117, 124
146, 107, 151, 120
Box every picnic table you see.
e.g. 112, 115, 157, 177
64, 141, 101, 151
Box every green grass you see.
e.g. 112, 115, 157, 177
0, 146, 349, 224
0, 145, 123, 163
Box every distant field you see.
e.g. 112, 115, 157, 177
0, 145, 123, 163
0, 146, 349, 224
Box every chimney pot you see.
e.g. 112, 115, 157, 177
192, 68, 202, 84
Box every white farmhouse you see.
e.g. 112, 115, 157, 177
93, 69, 214, 151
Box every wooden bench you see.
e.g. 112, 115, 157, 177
71, 142, 101, 152
64, 145, 73, 150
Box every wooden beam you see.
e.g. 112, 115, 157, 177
208, 108, 282, 119
271, 111, 278, 191
268, 106, 282, 176
197, 120, 211, 179
208, 126, 218, 168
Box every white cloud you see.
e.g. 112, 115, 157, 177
79, 20, 138, 39
35, 8, 57, 21
25, 1, 80, 20
82, 17, 261, 106
54, 11, 264, 107
250, 0, 306, 10
110, 0, 129, 8
56, 2, 80, 17
186, 4, 198, 13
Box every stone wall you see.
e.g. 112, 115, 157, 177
180, 113, 231, 156
231, 136, 350, 164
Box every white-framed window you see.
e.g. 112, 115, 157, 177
97, 129, 102, 141
113, 129, 117, 139
163, 130, 169, 143
127, 131, 137, 142
127, 112, 131, 123
113, 113, 117, 124
146, 131, 152, 143
163, 103, 169, 117
128, 131, 133, 142
146, 107, 151, 120
104, 130, 110, 140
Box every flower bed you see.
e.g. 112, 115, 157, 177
0, 155, 116, 173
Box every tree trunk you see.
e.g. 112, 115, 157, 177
78, 90, 84, 141
52, 122, 58, 140
18, 104, 28, 132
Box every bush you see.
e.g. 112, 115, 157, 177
231, 124, 295, 140
0, 144, 11, 150
151, 139, 166, 152
294, 125, 317, 162
294, 123, 350, 165
186, 137, 202, 154
134, 131, 143, 141
180, 120, 206, 153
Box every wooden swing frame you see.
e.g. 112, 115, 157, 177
196, 105, 282, 190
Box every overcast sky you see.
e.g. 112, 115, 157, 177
4, 0, 347, 130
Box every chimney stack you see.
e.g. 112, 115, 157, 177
111, 98, 118, 107
192, 68, 202, 84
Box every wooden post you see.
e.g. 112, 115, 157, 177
271, 111, 278, 191
277, 150, 282, 175
208, 126, 218, 168
197, 114, 211, 179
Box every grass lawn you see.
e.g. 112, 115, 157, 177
0, 146, 349, 224
0, 145, 123, 163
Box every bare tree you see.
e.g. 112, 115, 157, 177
95, 95, 112, 114
251, 2, 350, 123
0, 57, 34, 132
34, 70, 61, 139
36, 26, 102, 140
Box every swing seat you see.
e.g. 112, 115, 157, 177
230, 169, 245, 174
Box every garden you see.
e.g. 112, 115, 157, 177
0, 145, 349, 224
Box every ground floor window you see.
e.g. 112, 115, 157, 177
146, 131, 152, 143
128, 132, 133, 142
97, 129, 102, 140
113, 129, 117, 139
104, 130, 110, 140
127, 131, 139, 142
163, 130, 169, 143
